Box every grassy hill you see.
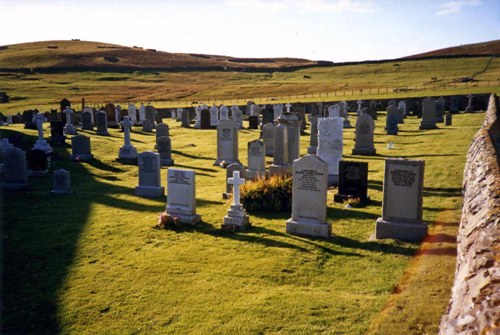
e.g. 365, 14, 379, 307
403, 39, 500, 59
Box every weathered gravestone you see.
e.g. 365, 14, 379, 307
328, 104, 340, 118
261, 106, 274, 127
157, 136, 174, 166
269, 121, 290, 176
386, 105, 399, 135
445, 113, 452, 126
419, 97, 438, 130
142, 119, 154, 132
81, 109, 94, 130
450, 96, 459, 114
194, 106, 202, 129
262, 122, 275, 157
51, 169, 71, 194
286, 155, 331, 239
96, 111, 110, 136
246, 140, 266, 180
231, 105, 243, 129
213, 119, 241, 167
307, 115, 318, 154
368, 100, 378, 120
63, 107, 77, 135
27, 149, 49, 176
2, 147, 31, 190
135, 151, 164, 198
317, 117, 343, 186
128, 104, 138, 124
145, 106, 157, 128
155, 123, 169, 149
465, 94, 474, 112
200, 108, 211, 129
139, 103, 146, 123
334, 161, 369, 204
280, 113, 300, 166
222, 171, 251, 231
435, 97, 445, 123
223, 162, 246, 199
352, 109, 376, 155
165, 168, 201, 224
181, 109, 190, 128
219, 105, 229, 121
210, 105, 219, 128
118, 117, 138, 161
70, 135, 93, 161
105, 103, 117, 127
375, 158, 427, 242
273, 104, 283, 120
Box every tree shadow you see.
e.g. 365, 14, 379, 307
171, 149, 214, 161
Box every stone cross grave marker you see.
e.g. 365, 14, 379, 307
222, 170, 250, 231
118, 116, 138, 161
223, 163, 245, 199
63, 107, 77, 135
33, 113, 53, 154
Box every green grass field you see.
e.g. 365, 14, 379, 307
1, 111, 484, 334
1, 56, 499, 114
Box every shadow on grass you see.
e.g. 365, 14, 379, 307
172, 163, 219, 173
172, 149, 214, 161
369, 180, 461, 198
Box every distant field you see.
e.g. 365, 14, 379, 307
1, 57, 499, 114
1, 112, 485, 334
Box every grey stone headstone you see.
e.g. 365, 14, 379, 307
286, 155, 331, 239
261, 106, 274, 126
181, 109, 190, 128
317, 117, 343, 186
70, 135, 93, 161
145, 106, 157, 127
128, 104, 138, 124
307, 115, 318, 155
386, 106, 399, 135
157, 136, 174, 166
375, 158, 427, 242
81, 110, 93, 130
135, 151, 164, 197
246, 140, 266, 180
419, 97, 438, 130
51, 169, 71, 194
435, 98, 445, 123
210, 105, 219, 128
213, 119, 240, 167
96, 111, 110, 135
280, 113, 300, 165
262, 122, 275, 157
165, 168, 201, 224
269, 122, 290, 177
450, 96, 459, 114
142, 119, 153, 132
2, 147, 30, 190
352, 110, 376, 155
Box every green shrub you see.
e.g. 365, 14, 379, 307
240, 175, 292, 212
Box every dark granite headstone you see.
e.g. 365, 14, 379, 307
27, 149, 49, 175
50, 121, 66, 145
445, 113, 452, 126
200, 109, 211, 129
23, 110, 37, 129
334, 161, 369, 203
261, 106, 274, 126
248, 116, 259, 129
450, 96, 460, 114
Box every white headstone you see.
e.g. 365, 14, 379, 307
32, 113, 53, 154
317, 117, 343, 185
210, 105, 219, 127
118, 116, 138, 160
166, 169, 201, 224
220, 105, 229, 120
213, 119, 240, 167
222, 170, 250, 231
246, 140, 266, 179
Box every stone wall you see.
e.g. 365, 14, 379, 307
439, 94, 500, 334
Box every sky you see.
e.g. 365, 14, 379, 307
1, 0, 499, 62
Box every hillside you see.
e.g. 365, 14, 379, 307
403, 39, 500, 59
0, 40, 320, 72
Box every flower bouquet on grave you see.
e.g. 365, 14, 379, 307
154, 212, 181, 230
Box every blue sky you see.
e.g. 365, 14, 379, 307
1, 0, 499, 62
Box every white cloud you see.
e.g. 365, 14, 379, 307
223, 0, 376, 13
223, 0, 288, 12
436, 0, 480, 16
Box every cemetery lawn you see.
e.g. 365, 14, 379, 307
1, 111, 484, 334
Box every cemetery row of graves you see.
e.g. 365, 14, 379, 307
0, 94, 487, 334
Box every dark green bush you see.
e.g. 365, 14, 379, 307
240, 175, 292, 212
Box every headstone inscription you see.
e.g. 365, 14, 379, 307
51, 169, 71, 194
317, 117, 343, 186
135, 151, 164, 198
213, 119, 241, 167
70, 135, 93, 161
222, 171, 251, 231
246, 140, 266, 180
334, 161, 369, 203
2, 147, 31, 190
375, 158, 427, 242
286, 155, 331, 239
165, 168, 201, 224
352, 109, 376, 155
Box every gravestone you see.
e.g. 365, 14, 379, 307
200, 108, 211, 129
419, 97, 438, 130
248, 116, 259, 129
70, 135, 93, 161
51, 169, 71, 194
223, 163, 246, 199
286, 155, 331, 239
142, 119, 154, 132
317, 117, 343, 186
307, 115, 318, 154
246, 140, 266, 180
222, 171, 251, 231
157, 136, 174, 166
450, 96, 460, 114
368, 100, 378, 120
181, 109, 190, 128
139, 103, 146, 123
33, 113, 53, 154
115, 105, 122, 125
328, 104, 340, 118
435, 97, 445, 123
445, 113, 452, 126
398, 100, 407, 117
96, 111, 110, 135
128, 104, 138, 124
49, 121, 66, 145
262, 122, 275, 157
155, 123, 169, 149
261, 106, 274, 127
465, 94, 474, 112
194, 106, 202, 129
165, 168, 201, 224
145, 106, 157, 128
118, 117, 138, 161
386, 105, 399, 135
213, 119, 241, 167
105, 103, 117, 127
81, 109, 94, 130
27, 149, 49, 176
63, 107, 77, 135
2, 147, 31, 190
175, 108, 183, 122
135, 151, 164, 198
339, 101, 352, 128
357, 100, 363, 115
269, 121, 290, 176
388, 99, 397, 107
334, 161, 369, 203
219, 105, 229, 120
352, 109, 376, 155
210, 105, 219, 128
280, 113, 300, 166
273, 104, 283, 120
231, 105, 243, 129
375, 158, 427, 242
23, 110, 37, 129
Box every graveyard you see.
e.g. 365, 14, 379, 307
1, 102, 488, 334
